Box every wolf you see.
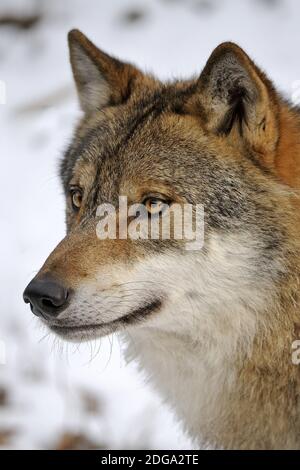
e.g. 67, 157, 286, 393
23, 29, 300, 449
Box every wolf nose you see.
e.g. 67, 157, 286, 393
23, 275, 69, 319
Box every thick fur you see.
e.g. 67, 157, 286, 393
25, 30, 300, 449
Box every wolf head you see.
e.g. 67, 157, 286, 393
23, 30, 294, 348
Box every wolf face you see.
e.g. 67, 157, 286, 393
23, 30, 300, 449
23, 30, 293, 346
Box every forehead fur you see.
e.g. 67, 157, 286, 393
60, 79, 200, 186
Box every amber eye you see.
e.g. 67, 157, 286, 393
70, 187, 83, 211
143, 197, 169, 215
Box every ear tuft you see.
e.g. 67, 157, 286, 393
192, 42, 279, 164
68, 29, 142, 113
68, 30, 111, 113
200, 43, 259, 134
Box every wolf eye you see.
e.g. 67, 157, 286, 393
70, 187, 83, 211
143, 197, 169, 215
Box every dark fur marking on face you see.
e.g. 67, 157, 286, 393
49, 297, 163, 334
119, 297, 163, 325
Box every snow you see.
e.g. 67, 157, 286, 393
0, 0, 299, 449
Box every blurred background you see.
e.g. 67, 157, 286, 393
1, 0, 300, 450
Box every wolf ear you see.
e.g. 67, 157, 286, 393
193, 42, 279, 165
68, 29, 141, 113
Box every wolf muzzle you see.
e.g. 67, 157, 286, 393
23, 275, 71, 320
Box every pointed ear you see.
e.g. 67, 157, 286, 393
191, 42, 280, 165
68, 29, 142, 113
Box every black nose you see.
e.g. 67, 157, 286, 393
23, 275, 69, 319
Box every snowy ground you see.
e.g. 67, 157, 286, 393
1, 0, 300, 450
